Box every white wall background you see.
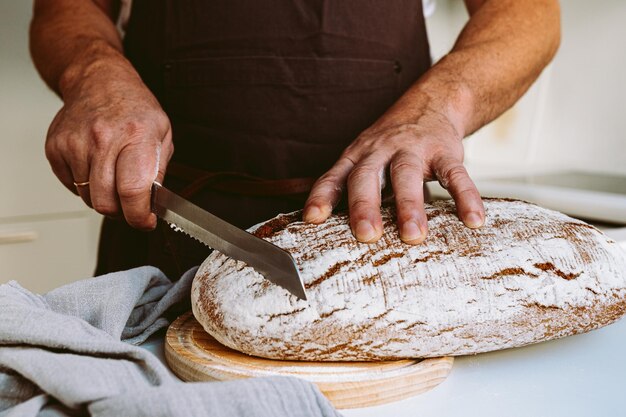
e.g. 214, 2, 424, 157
427, 0, 626, 175
0, 0, 624, 291
0, 1, 101, 292
538, 1, 626, 174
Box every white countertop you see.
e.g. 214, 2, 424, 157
143, 227, 626, 417
344, 318, 626, 417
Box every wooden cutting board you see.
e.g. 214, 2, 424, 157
165, 312, 454, 409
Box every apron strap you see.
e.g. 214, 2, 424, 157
167, 161, 316, 199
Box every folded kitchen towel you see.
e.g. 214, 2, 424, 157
0, 266, 340, 417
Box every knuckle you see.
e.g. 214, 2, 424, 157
395, 202, 423, 222
342, 142, 362, 158
124, 211, 153, 229
44, 140, 59, 161
391, 160, 421, 174
452, 165, 469, 178
398, 212, 423, 225
126, 118, 170, 146
155, 111, 171, 131
340, 144, 367, 163
347, 165, 377, 184
395, 196, 420, 207
92, 201, 119, 217
308, 196, 336, 211
314, 175, 340, 191
446, 164, 467, 180
125, 217, 148, 229
117, 183, 147, 202
437, 163, 466, 188
455, 186, 480, 199
92, 135, 113, 153
350, 197, 376, 212
90, 120, 114, 146
64, 133, 85, 157
306, 193, 328, 206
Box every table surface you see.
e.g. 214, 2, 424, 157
143, 227, 626, 417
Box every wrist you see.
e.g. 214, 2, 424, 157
420, 56, 477, 139
58, 40, 137, 99
374, 61, 476, 141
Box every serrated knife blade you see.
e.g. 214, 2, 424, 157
150, 182, 307, 300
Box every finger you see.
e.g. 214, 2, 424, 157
389, 152, 428, 244
156, 128, 174, 185
303, 157, 355, 224
435, 158, 485, 228
116, 141, 160, 230
46, 150, 78, 195
347, 155, 385, 243
90, 145, 121, 217
45, 127, 79, 196
65, 147, 93, 208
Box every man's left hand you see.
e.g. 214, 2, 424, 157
302, 109, 484, 244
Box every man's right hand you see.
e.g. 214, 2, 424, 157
46, 55, 174, 230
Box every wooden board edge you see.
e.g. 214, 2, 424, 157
165, 312, 454, 409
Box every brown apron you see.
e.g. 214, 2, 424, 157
96, 0, 432, 278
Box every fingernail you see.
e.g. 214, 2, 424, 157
303, 205, 328, 223
401, 221, 425, 244
465, 212, 484, 228
303, 206, 321, 223
355, 220, 377, 242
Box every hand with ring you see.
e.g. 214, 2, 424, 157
45, 55, 173, 230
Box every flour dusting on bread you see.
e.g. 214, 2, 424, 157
192, 199, 626, 360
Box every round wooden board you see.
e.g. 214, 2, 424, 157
165, 312, 454, 409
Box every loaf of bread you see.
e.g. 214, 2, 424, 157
191, 198, 626, 361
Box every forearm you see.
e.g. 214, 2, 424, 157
30, 0, 131, 97
30, 0, 173, 230
305, 0, 560, 242
376, 0, 561, 139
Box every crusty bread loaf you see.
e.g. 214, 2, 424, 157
191, 198, 626, 361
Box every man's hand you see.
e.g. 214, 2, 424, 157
303, 0, 560, 244
303, 96, 484, 244
46, 57, 173, 230
31, 0, 173, 230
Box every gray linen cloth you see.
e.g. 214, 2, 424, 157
0, 266, 340, 417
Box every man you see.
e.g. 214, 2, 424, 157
30, 0, 560, 278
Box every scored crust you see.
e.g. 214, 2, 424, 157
191, 198, 626, 361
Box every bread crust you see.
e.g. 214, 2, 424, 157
192, 199, 626, 360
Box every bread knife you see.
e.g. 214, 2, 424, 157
150, 182, 307, 300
